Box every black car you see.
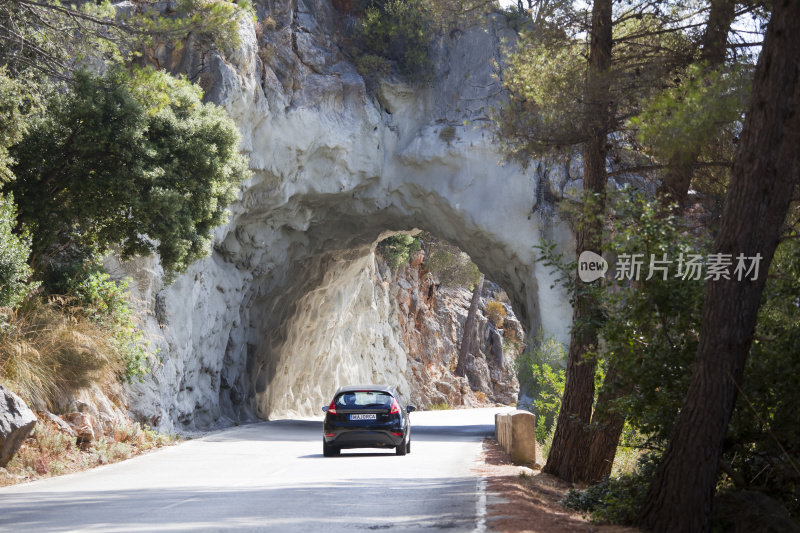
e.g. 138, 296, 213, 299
322, 385, 416, 457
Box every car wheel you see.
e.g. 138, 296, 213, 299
406, 439, 411, 454
396, 437, 408, 456
323, 439, 339, 457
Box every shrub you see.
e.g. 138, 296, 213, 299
378, 234, 421, 270
0, 194, 34, 309
563, 455, 658, 525
485, 300, 506, 328
421, 233, 481, 288
356, 0, 433, 79
6, 421, 76, 476
9, 66, 250, 277
67, 268, 150, 383
356, 53, 392, 79
514, 333, 566, 442
439, 125, 456, 143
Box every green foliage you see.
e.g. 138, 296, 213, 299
0, 194, 35, 309
0, 0, 254, 80
355, 53, 392, 79
421, 233, 481, 288
0, 69, 36, 184
355, 0, 433, 79
494, 5, 696, 165
563, 454, 659, 525
378, 234, 421, 270
553, 191, 800, 519
9, 66, 249, 277
67, 267, 149, 383
630, 62, 751, 165
496, 36, 586, 160
600, 189, 709, 447
515, 333, 566, 442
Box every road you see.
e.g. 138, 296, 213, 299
0, 407, 510, 532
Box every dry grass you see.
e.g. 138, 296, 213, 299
1, 417, 177, 486
477, 439, 639, 533
0, 297, 122, 411
611, 446, 644, 477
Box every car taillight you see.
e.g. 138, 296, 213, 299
328, 400, 337, 415
391, 432, 403, 436
389, 398, 401, 415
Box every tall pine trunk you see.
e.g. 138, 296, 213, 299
456, 273, 484, 378
542, 0, 612, 482
637, 1, 800, 528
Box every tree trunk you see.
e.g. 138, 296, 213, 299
656, 0, 737, 207
456, 273, 484, 378
542, 0, 612, 482
637, 2, 800, 529
576, 363, 631, 482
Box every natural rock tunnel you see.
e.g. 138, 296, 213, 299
109, 1, 577, 431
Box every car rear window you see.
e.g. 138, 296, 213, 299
335, 391, 393, 409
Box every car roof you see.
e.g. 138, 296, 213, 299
334, 384, 396, 395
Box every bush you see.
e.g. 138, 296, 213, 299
0, 194, 34, 308
356, 0, 433, 79
439, 125, 456, 143
378, 234, 421, 270
68, 269, 150, 383
421, 233, 481, 288
355, 53, 392, 79
485, 300, 506, 328
515, 333, 566, 442
563, 455, 658, 525
6, 420, 76, 476
9, 66, 250, 277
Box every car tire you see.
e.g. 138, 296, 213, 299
406, 439, 411, 454
396, 437, 408, 456
323, 439, 339, 457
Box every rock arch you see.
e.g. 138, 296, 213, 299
113, 5, 576, 430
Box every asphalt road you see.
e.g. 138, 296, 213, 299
0, 407, 510, 532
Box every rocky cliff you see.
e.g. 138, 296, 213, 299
390, 249, 520, 408
105, 0, 576, 431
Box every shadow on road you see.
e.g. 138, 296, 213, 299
202, 419, 495, 443
0, 477, 481, 532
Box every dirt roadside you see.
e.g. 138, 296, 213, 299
474, 439, 639, 533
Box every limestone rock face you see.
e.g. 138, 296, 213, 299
0, 385, 37, 467
390, 254, 520, 408
113, 3, 575, 430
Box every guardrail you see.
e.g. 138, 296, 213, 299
495, 410, 537, 465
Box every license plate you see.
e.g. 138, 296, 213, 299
350, 414, 377, 421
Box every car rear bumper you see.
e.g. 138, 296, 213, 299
325, 429, 404, 449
